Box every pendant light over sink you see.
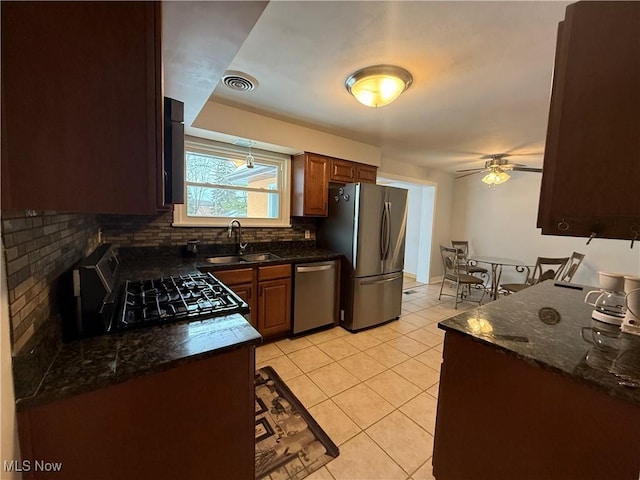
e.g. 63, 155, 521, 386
345, 65, 413, 107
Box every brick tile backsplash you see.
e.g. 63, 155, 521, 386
2, 208, 317, 350
99, 210, 316, 248
1, 211, 99, 350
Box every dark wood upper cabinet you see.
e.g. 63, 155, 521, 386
330, 158, 377, 184
1, 2, 162, 215
292, 152, 377, 217
330, 158, 356, 183
355, 163, 378, 184
537, 1, 640, 241
291, 153, 330, 217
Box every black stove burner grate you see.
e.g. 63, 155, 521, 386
114, 272, 247, 331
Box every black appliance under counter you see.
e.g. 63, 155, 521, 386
16, 313, 261, 411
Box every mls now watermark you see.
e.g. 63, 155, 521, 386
4, 460, 63, 473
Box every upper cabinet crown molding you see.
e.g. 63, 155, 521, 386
537, 1, 640, 241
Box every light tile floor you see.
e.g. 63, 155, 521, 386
256, 280, 478, 480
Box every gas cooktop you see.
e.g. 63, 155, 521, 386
111, 272, 249, 332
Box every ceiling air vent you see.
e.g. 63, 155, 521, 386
222, 71, 258, 92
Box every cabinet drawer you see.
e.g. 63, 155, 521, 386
258, 264, 291, 281
213, 268, 254, 286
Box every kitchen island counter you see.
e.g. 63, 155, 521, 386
437, 280, 640, 405
433, 280, 640, 480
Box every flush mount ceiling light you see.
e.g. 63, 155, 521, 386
345, 65, 413, 107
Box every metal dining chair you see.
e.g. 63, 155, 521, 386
439, 246, 486, 309
451, 240, 488, 279
501, 256, 569, 294
559, 252, 585, 283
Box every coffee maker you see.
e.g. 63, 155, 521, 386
584, 272, 626, 326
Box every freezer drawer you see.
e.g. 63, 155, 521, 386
293, 261, 338, 334
348, 271, 403, 331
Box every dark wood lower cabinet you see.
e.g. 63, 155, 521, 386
17, 347, 256, 480
258, 265, 292, 338
433, 332, 640, 480
258, 278, 292, 338
211, 268, 257, 329
210, 264, 292, 340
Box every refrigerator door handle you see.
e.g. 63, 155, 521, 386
360, 272, 402, 286
383, 202, 391, 260
380, 205, 388, 260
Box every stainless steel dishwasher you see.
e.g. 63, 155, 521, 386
293, 260, 338, 334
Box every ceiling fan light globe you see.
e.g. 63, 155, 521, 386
481, 170, 510, 186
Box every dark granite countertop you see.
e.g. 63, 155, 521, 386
15, 244, 340, 411
116, 244, 342, 281
16, 313, 261, 411
438, 280, 640, 406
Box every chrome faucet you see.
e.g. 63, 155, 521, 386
228, 219, 248, 255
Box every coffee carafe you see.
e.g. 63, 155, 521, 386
622, 276, 640, 335
584, 272, 626, 325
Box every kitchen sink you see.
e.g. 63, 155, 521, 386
204, 255, 246, 264
242, 252, 281, 262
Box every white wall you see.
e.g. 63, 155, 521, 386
450, 173, 640, 287
425, 169, 455, 282
192, 101, 382, 166
1, 241, 20, 479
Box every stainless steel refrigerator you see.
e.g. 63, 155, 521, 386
317, 183, 408, 331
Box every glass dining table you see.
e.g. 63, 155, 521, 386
468, 256, 530, 301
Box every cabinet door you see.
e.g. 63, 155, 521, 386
211, 268, 257, 327
292, 153, 329, 216
537, 1, 640, 240
258, 278, 292, 338
356, 164, 378, 184
229, 283, 257, 329
330, 159, 356, 183
304, 154, 329, 216
1, 2, 161, 214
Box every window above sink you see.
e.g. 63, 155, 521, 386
173, 137, 291, 228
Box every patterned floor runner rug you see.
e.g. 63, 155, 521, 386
255, 366, 340, 480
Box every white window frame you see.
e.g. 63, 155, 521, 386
173, 137, 291, 228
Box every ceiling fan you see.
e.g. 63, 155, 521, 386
456, 153, 542, 186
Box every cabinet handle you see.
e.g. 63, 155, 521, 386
557, 219, 569, 231
631, 226, 639, 249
